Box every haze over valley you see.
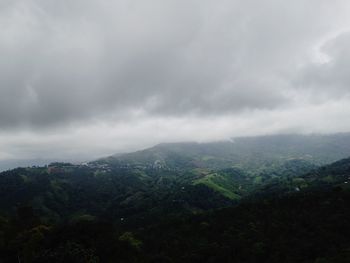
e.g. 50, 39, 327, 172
1, 1, 350, 262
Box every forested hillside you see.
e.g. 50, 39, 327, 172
99, 133, 350, 170
0, 135, 350, 262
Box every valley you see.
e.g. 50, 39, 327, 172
0, 134, 350, 262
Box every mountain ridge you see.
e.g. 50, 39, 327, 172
0, 135, 350, 261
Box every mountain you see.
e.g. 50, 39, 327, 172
1, 134, 350, 262
0, 159, 56, 172
98, 133, 350, 171
0, 133, 349, 224
253, 156, 350, 197
93, 133, 350, 199
0, 155, 350, 262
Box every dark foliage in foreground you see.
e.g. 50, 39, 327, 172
0, 149, 349, 262
0, 187, 349, 262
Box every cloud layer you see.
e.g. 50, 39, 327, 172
1, 0, 350, 160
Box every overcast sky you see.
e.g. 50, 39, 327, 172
1, 0, 350, 161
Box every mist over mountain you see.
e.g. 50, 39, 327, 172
0, 159, 73, 172
2, 0, 350, 262
0, 133, 350, 261
1, 0, 350, 160
100, 133, 350, 169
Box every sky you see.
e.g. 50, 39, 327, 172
1, 0, 350, 161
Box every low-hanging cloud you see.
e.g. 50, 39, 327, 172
296, 31, 350, 101
1, 0, 350, 159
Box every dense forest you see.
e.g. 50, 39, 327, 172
2, 0, 350, 261
0, 134, 350, 262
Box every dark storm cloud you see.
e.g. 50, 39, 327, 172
296, 32, 350, 99
2, 0, 347, 129
1, 0, 350, 160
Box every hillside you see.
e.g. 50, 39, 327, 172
0, 135, 350, 261
0, 156, 350, 262
94, 133, 350, 199
1, 134, 349, 223
252, 156, 350, 197
98, 133, 350, 170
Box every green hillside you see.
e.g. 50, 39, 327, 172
0, 156, 350, 262
99, 133, 350, 172
0, 135, 350, 262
